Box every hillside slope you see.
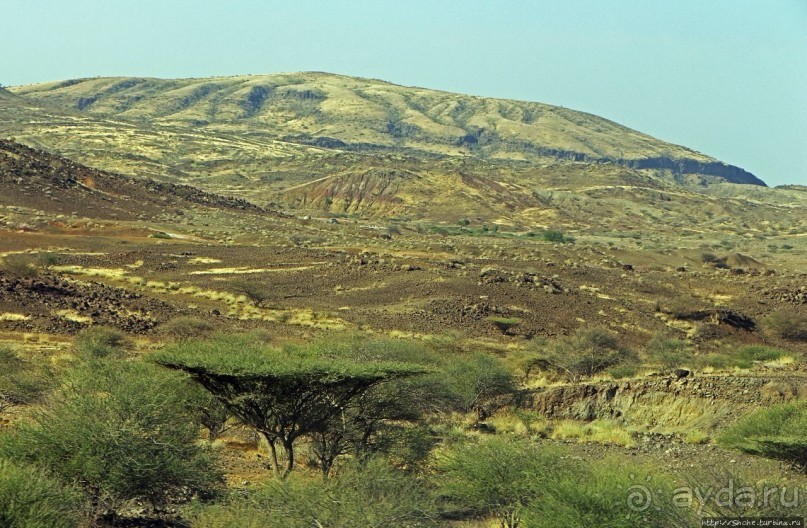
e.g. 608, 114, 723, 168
10, 73, 763, 186
0, 139, 260, 221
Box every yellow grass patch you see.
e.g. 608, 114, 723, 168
550, 419, 636, 447
187, 257, 223, 264
0, 313, 30, 322
188, 266, 313, 275
54, 265, 129, 280
54, 309, 92, 324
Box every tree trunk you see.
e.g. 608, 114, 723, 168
262, 432, 281, 479
281, 439, 295, 479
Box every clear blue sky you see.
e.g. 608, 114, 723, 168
2, 0, 805, 186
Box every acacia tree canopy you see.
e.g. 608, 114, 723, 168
154, 336, 425, 479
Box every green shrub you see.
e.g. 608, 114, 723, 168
0, 361, 222, 511
762, 311, 807, 341
438, 437, 554, 527
0, 346, 52, 415
522, 457, 687, 528
608, 363, 639, 379
0, 458, 81, 528
0, 254, 38, 278
73, 325, 130, 360
697, 353, 752, 370
438, 438, 685, 528
193, 458, 436, 528
646, 335, 694, 371
735, 345, 788, 363
683, 429, 711, 445
439, 353, 516, 419
486, 316, 522, 335
542, 229, 574, 244
550, 419, 636, 447
719, 401, 807, 467
531, 327, 637, 381
687, 468, 807, 518
696, 347, 784, 370
158, 316, 217, 341
36, 252, 60, 270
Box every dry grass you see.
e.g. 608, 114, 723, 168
550, 419, 636, 447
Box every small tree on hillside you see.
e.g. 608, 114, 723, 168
154, 336, 424, 479
531, 327, 636, 382
441, 353, 517, 421
762, 310, 807, 342
230, 279, 269, 305
645, 334, 694, 373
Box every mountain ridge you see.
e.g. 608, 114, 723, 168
8, 72, 765, 186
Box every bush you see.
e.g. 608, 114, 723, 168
735, 345, 788, 363
762, 311, 807, 341
36, 251, 60, 270
532, 327, 637, 381
0, 346, 51, 415
697, 353, 752, 370
486, 316, 522, 335
0, 361, 222, 511
440, 353, 517, 419
193, 458, 436, 528
719, 401, 807, 468
646, 335, 694, 372
0, 458, 81, 528
438, 438, 684, 528
158, 316, 217, 341
683, 429, 711, 445
549, 419, 635, 447
0, 254, 38, 278
438, 437, 554, 527
230, 279, 269, 304
608, 363, 639, 379
542, 229, 574, 244
521, 457, 688, 528
73, 326, 130, 360
687, 467, 807, 518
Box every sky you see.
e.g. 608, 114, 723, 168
2, 0, 805, 186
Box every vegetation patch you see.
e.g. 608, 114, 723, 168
550, 419, 636, 447
719, 400, 807, 468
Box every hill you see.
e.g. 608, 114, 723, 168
0, 139, 261, 221
8, 72, 763, 185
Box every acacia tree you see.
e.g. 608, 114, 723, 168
154, 336, 424, 479
309, 375, 442, 477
